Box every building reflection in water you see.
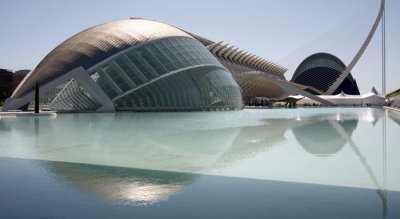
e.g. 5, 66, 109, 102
388, 110, 400, 126
214, 109, 384, 167
292, 119, 358, 156
45, 161, 196, 206
0, 108, 397, 212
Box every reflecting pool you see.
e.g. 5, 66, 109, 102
1, 108, 400, 218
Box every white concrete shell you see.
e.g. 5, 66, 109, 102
12, 18, 195, 99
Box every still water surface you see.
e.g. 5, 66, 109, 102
1, 108, 400, 218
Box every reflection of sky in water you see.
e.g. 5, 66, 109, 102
1, 108, 400, 207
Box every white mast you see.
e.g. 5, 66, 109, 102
382, 1, 386, 95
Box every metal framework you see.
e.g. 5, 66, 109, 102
206, 42, 287, 75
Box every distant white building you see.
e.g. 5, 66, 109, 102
294, 87, 386, 106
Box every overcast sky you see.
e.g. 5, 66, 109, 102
1, 0, 399, 93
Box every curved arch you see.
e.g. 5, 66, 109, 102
326, 0, 385, 94
292, 53, 346, 81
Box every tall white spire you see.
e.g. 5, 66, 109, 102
382, 0, 386, 95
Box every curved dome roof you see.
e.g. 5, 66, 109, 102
13, 18, 194, 98
291, 53, 359, 95
292, 53, 346, 80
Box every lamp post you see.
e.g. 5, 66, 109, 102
35, 81, 39, 113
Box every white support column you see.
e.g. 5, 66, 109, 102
382, 3, 386, 95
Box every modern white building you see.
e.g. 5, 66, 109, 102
2, 18, 330, 112
295, 87, 386, 106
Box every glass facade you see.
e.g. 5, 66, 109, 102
29, 79, 101, 112
28, 36, 242, 112
28, 82, 67, 111
89, 36, 242, 111
114, 66, 242, 111
49, 79, 101, 111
